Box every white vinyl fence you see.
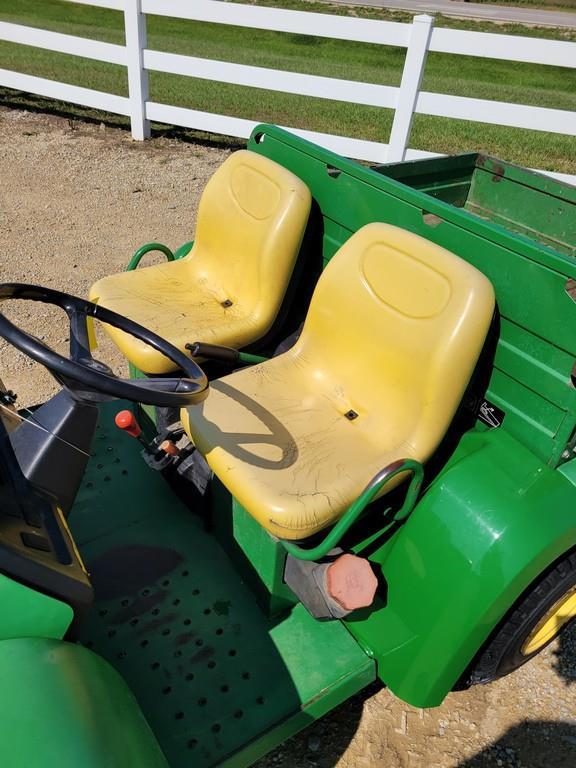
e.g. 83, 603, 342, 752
0, 0, 575, 183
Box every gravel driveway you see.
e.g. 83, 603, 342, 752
1, 107, 574, 768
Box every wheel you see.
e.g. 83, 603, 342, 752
461, 549, 576, 687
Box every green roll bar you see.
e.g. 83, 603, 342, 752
282, 458, 424, 561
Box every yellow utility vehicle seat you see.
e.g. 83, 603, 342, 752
89, 150, 311, 374
182, 223, 495, 540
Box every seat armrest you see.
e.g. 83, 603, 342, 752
186, 342, 268, 366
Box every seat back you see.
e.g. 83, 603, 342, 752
292, 222, 495, 461
188, 150, 311, 330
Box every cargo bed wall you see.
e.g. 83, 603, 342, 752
249, 127, 576, 465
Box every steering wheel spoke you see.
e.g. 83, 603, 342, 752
68, 307, 94, 363
0, 283, 209, 407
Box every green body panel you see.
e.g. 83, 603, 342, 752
0, 571, 73, 640
0, 637, 169, 768
248, 126, 576, 467
71, 403, 374, 767
213, 486, 297, 616
346, 427, 576, 707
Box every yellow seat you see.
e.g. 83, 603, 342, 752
89, 150, 311, 374
182, 223, 495, 540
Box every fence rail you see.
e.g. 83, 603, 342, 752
0, 0, 574, 183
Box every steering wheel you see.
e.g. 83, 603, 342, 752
0, 283, 208, 407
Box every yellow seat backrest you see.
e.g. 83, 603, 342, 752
185, 150, 311, 329
290, 222, 496, 463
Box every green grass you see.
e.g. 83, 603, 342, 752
0, 0, 574, 173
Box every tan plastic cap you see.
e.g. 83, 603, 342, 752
326, 554, 378, 611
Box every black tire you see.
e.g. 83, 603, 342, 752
459, 548, 576, 687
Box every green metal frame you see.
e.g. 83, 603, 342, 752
283, 459, 423, 561
126, 241, 193, 271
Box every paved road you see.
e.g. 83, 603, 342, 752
321, 0, 576, 28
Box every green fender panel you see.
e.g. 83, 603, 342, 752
0, 638, 168, 768
0, 573, 73, 640
347, 427, 576, 707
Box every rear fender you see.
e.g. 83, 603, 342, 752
348, 427, 576, 707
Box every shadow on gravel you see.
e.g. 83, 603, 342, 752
458, 721, 576, 768
0, 89, 245, 151
253, 681, 380, 768
552, 618, 576, 685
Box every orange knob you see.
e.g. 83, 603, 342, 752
114, 409, 142, 438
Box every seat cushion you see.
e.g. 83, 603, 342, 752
181, 358, 417, 540
90, 259, 261, 374
0, 637, 168, 768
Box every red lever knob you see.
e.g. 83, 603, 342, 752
114, 409, 142, 438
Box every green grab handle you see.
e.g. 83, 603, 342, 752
282, 458, 424, 561
126, 242, 175, 271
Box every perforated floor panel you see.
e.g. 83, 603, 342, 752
71, 404, 374, 767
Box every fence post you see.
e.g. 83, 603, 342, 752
387, 14, 434, 163
124, 0, 150, 140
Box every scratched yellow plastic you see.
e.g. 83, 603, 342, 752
89, 150, 311, 373
182, 223, 495, 540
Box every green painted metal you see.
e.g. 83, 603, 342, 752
248, 126, 576, 468
212, 484, 297, 617
558, 455, 576, 486
126, 242, 175, 271
71, 402, 375, 767
283, 459, 423, 561
0, 637, 169, 768
0, 571, 73, 640
345, 426, 576, 707
174, 241, 194, 260
237, 351, 268, 365
373, 153, 575, 258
